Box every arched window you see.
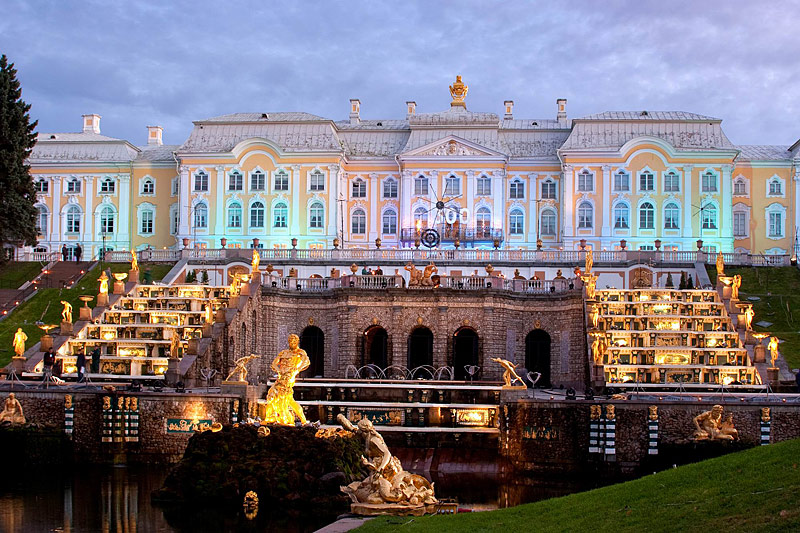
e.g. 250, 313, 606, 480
34, 178, 48, 194
250, 170, 265, 191
639, 171, 654, 192
701, 204, 717, 229
194, 203, 208, 228
477, 175, 491, 196
382, 178, 398, 199
250, 201, 265, 228
414, 206, 428, 227
509, 208, 524, 234
414, 175, 428, 196
141, 178, 155, 195
541, 179, 557, 199
352, 178, 366, 198
613, 202, 629, 229
577, 170, 593, 192
227, 202, 242, 228
66, 178, 81, 194
445, 174, 460, 195
664, 203, 680, 229
613, 170, 629, 192
140, 208, 154, 234
351, 209, 366, 234
36, 205, 48, 234
702, 171, 717, 193
66, 206, 81, 233
577, 202, 593, 228
382, 209, 397, 235
509, 179, 524, 199
99, 206, 115, 234
476, 207, 491, 237
309, 202, 324, 229
733, 178, 747, 196
309, 170, 325, 191
273, 202, 288, 228
100, 178, 115, 194
228, 170, 243, 191
273, 170, 289, 191
540, 209, 556, 236
170, 204, 179, 235
639, 202, 654, 229
768, 178, 783, 196
664, 170, 680, 192
193, 171, 208, 192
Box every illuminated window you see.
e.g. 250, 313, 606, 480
309, 202, 324, 229
414, 206, 428, 227
273, 203, 288, 228
639, 202, 654, 229
352, 209, 366, 234
250, 202, 265, 228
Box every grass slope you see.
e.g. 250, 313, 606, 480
357, 438, 800, 533
0, 262, 173, 367
707, 266, 800, 369
0, 262, 44, 289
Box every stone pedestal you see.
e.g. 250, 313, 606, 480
720, 285, 732, 300
113, 280, 125, 294
79, 306, 92, 321
166, 358, 181, 384
187, 337, 199, 355
215, 309, 226, 322
228, 295, 240, 308
767, 367, 780, 387
754, 344, 766, 363
11, 356, 26, 374
128, 269, 140, 284
40, 334, 54, 351
251, 271, 261, 285
240, 283, 250, 296
202, 323, 213, 338
97, 293, 109, 307
60, 321, 73, 335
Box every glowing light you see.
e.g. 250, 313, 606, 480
706, 339, 717, 347
102, 330, 116, 340
652, 304, 671, 313
655, 353, 690, 365
639, 294, 650, 301
721, 376, 735, 385
455, 409, 489, 426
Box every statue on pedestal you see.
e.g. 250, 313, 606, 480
12, 328, 27, 356
731, 275, 741, 300
581, 273, 598, 300
585, 249, 593, 274
225, 354, 260, 384
491, 357, 526, 388
60, 300, 73, 323
130, 250, 139, 272
743, 306, 755, 331
170, 330, 181, 359
768, 336, 779, 368
589, 304, 600, 328
0, 393, 25, 424
98, 271, 109, 295
693, 405, 737, 441
251, 249, 260, 273
716, 252, 725, 277
261, 334, 309, 425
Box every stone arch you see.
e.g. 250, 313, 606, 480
362, 325, 389, 369
300, 325, 325, 378
525, 329, 551, 387
408, 326, 433, 370
452, 326, 479, 380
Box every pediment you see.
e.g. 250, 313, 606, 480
402, 136, 503, 158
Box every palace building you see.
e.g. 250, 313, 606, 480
22, 77, 800, 259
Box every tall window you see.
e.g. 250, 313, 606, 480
66, 178, 81, 194
227, 202, 242, 228
541, 209, 556, 236
733, 211, 747, 237
36, 206, 48, 234
274, 170, 289, 191
733, 178, 747, 196
194, 171, 209, 192
477, 175, 491, 196
194, 203, 208, 228
309, 202, 324, 229
414, 175, 428, 196
769, 212, 783, 237
639, 202, 654, 229
476, 207, 491, 237
66, 206, 81, 233
639, 171, 654, 192
664, 203, 680, 229
228, 171, 243, 191
309, 170, 325, 191
701, 204, 717, 229
664, 171, 680, 192
768, 179, 783, 196
383, 178, 398, 198
100, 206, 115, 234
170, 206, 179, 235
541, 180, 556, 199
613, 171, 629, 192
701, 171, 717, 193
100, 178, 115, 194
509, 179, 525, 199
444, 175, 460, 196
250, 170, 266, 191
273, 203, 288, 228
352, 178, 366, 198
413, 206, 428, 227
382, 209, 397, 234
34, 178, 48, 194
140, 209, 154, 234
613, 203, 629, 229
351, 209, 366, 234
250, 201, 265, 228
577, 201, 593, 228
577, 170, 593, 192
141, 178, 155, 195
509, 209, 524, 235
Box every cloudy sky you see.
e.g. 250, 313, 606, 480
2, 0, 799, 147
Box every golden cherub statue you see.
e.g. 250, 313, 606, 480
731, 274, 741, 300
225, 354, 261, 383
585, 249, 593, 274
743, 305, 755, 331
0, 393, 25, 424
262, 334, 310, 425
251, 249, 260, 273
768, 336, 779, 368
449, 75, 468, 107
12, 328, 27, 356
716, 252, 724, 277
130, 250, 139, 272
98, 271, 109, 295
693, 405, 737, 441
60, 300, 73, 323
491, 357, 526, 388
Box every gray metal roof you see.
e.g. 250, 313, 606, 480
338, 130, 411, 158
500, 130, 571, 159
578, 111, 720, 121
136, 145, 181, 162
735, 145, 792, 161
30, 132, 140, 163
179, 122, 341, 153
198, 112, 327, 123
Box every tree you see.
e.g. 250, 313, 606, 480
666, 272, 674, 288
687, 274, 694, 290
0, 55, 38, 261
679, 271, 687, 290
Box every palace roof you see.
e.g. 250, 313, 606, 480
735, 145, 794, 162
30, 132, 140, 163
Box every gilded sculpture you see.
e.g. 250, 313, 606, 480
449, 75, 468, 107
491, 357, 526, 388
743, 305, 755, 331
204, 302, 213, 324
731, 274, 741, 300
591, 335, 606, 365
768, 336, 779, 368
225, 354, 261, 383
230, 274, 241, 297
261, 334, 310, 425
761, 407, 771, 422
130, 250, 139, 272
251, 249, 260, 273
716, 252, 725, 277
590, 405, 601, 420
338, 413, 437, 515
60, 300, 73, 323
581, 273, 598, 300
12, 328, 27, 356
648, 405, 658, 421
0, 393, 26, 424
693, 405, 737, 441
98, 271, 109, 295
605, 405, 616, 420
405, 262, 437, 287
585, 249, 593, 274
170, 330, 181, 358
589, 304, 600, 329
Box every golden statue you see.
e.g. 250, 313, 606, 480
98, 271, 109, 294
581, 273, 598, 300
12, 328, 27, 356
449, 75, 468, 107
743, 305, 755, 331
338, 413, 437, 514
648, 405, 658, 421
693, 405, 737, 441
130, 250, 139, 272
491, 357, 526, 388
251, 249, 260, 273
605, 405, 616, 420
405, 262, 423, 287
225, 354, 261, 383
590, 405, 601, 420
421, 262, 437, 286
60, 300, 73, 323
761, 407, 771, 423
230, 274, 241, 297
261, 334, 310, 425
731, 274, 741, 300
716, 252, 724, 277
0, 393, 25, 424
585, 249, 593, 274
591, 335, 606, 365
768, 336, 779, 368
170, 330, 181, 358
204, 302, 213, 324
589, 304, 600, 328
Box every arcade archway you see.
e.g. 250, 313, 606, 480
300, 326, 325, 378
525, 329, 551, 387
452, 327, 479, 380
363, 326, 388, 369
408, 327, 433, 370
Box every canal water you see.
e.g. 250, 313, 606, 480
0, 466, 594, 532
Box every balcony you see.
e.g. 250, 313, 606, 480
400, 224, 503, 245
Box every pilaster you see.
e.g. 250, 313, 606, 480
492, 170, 504, 234
82, 176, 95, 243
368, 172, 379, 240
683, 165, 693, 241
118, 174, 131, 246
51, 176, 62, 242
178, 166, 190, 238
563, 165, 574, 237
721, 164, 733, 252
291, 165, 301, 235
601, 165, 611, 238
401, 170, 413, 228
327, 165, 340, 237
214, 166, 226, 238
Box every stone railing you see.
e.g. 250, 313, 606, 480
265, 275, 571, 294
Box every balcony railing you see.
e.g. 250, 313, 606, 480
400, 224, 503, 243
264, 275, 572, 294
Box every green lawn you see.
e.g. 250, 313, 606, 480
0, 262, 174, 367
358, 438, 800, 533
707, 266, 800, 369
0, 262, 44, 289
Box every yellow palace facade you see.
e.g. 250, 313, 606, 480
23, 78, 800, 259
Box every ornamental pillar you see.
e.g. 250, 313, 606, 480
178, 165, 190, 239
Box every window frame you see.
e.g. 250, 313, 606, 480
309, 202, 324, 229
382, 178, 398, 199
577, 170, 593, 192
66, 178, 82, 194
100, 178, 116, 194
228, 170, 244, 192
701, 171, 718, 193
444, 175, 460, 196
273, 202, 288, 228
227, 202, 243, 228
664, 202, 680, 230
701, 204, 718, 230
250, 201, 265, 228
351, 178, 367, 198
613, 202, 629, 229
309, 170, 325, 192
509, 209, 524, 235
541, 179, 557, 200
663, 170, 680, 193
140, 209, 154, 235
273, 170, 289, 192
250, 170, 266, 191
476, 175, 491, 196
66, 206, 81, 234
351, 209, 366, 234
382, 209, 397, 235
638, 202, 655, 229
577, 201, 593, 229
193, 203, 208, 229
509, 179, 525, 200
414, 175, 429, 196
638, 170, 655, 193
613, 170, 630, 192
193, 171, 209, 192
540, 209, 557, 236
34, 178, 49, 194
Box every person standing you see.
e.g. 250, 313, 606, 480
76, 349, 87, 382
61, 244, 68, 262
91, 347, 101, 374
43, 347, 56, 379
75, 244, 82, 262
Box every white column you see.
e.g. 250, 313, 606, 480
82, 176, 95, 243
214, 166, 225, 238
178, 166, 190, 239
721, 164, 733, 251
428, 170, 439, 227
50, 176, 61, 242
401, 170, 412, 229
563, 165, 574, 238
327, 164, 340, 237
291, 165, 301, 235
601, 165, 611, 239
368, 172, 379, 241
118, 174, 131, 247
492, 170, 504, 235
683, 165, 693, 243
527, 172, 537, 242
794, 171, 800, 254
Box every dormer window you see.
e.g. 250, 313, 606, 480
66, 178, 81, 194
100, 178, 115, 194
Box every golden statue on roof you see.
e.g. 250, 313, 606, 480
449, 75, 468, 107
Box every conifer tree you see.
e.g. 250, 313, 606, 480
0, 55, 38, 261
687, 274, 694, 289
679, 271, 687, 290
666, 272, 674, 288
